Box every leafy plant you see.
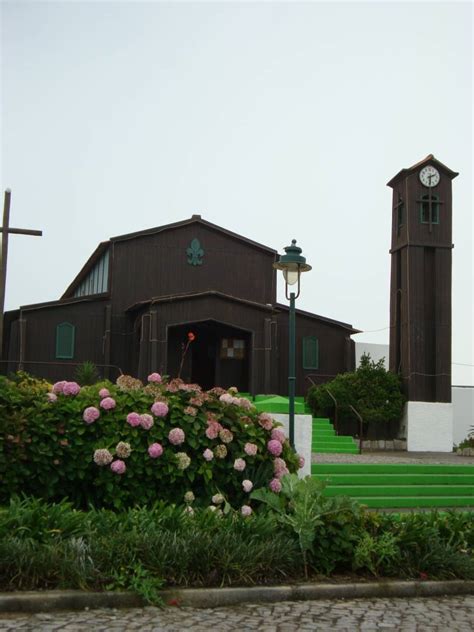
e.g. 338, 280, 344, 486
251, 474, 360, 577
353, 532, 400, 576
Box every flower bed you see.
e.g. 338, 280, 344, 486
0, 372, 303, 510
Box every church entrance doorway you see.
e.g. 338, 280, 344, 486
167, 320, 251, 392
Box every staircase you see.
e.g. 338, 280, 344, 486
312, 417, 359, 454
311, 463, 474, 509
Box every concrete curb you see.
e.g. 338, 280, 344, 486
1, 581, 474, 613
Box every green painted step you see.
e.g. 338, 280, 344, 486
312, 464, 474, 474
323, 485, 474, 497
311, 417, 359, 455
312, 447, 360, 454
312, 463, 474, 509
312, 437, 356, 446
315, 473, 474, 486
355, 496, 474, 509
255, 396, 306, 414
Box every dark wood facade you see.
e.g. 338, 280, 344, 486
388, 155, 457, 402
3, 215, 358, 395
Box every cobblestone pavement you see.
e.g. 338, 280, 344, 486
1, 595, 473, 631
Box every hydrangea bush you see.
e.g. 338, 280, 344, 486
0, 372, 302, 510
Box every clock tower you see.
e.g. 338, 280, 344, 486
387, 155, 458, 451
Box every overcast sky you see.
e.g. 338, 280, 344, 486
1, 0, 472, 384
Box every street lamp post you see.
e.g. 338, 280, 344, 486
273, 240, 311, 449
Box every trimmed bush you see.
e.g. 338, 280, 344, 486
306, 354, 405, 436
0, 373, 302, 510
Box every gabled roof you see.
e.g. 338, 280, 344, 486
110, 214, 277, 255
62, 215, 276, 299
387, 154, 459, 188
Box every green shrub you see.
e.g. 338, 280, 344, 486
74, 361, 100, 386
0, 374, 302, 511
306, 353, 405, 427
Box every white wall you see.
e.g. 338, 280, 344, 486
453, 387, 474, 445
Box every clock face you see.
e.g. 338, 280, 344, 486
419, 165, 440, 187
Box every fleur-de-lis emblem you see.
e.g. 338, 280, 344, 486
186, 238, 204, 266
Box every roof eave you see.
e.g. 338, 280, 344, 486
387, 154, 459, 188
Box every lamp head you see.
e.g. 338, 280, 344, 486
273, 239, 312, 285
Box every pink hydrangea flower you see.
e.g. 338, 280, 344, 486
205, 421, 222, 440
184, 406, 197, 417
242, 479, 253, 493
100, 397, 116, 410
47, 392, 58, 403
63, 382, 81, 396
219, 429, 234, 444
83, 406, 100, 424
203, 448, 214, 461
148, 443, 163, 458
267, 439, 283, 457
241, 505, 252, 517
244, 442, 258, 456
126, 412, 141, 427
238, 398, 253, 410
140, 413, 154, 430
269, 478, 282, 493
151, 401, 169, 417
110, 459, 126, 474
147, 372, 162, 383
234, 458, 246, 472
271, 428, 286, 444
99, 388, 110, 399
298, 454, 305, 469
52, 381, 67, 394
93, 448, 113, 466
273, 457, 289, 479
219, 393, 239, 405
258, 413, 274, 431
169, 427, 185, 445
212, 493, 224, 505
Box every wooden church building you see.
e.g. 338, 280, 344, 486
2, 216, 358, 394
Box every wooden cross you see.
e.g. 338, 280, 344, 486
0, 189, 43, 359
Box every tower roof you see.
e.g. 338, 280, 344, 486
387, 154, 459, 188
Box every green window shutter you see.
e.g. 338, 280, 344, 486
56, 322, 75, 359
303, 336, 319, 370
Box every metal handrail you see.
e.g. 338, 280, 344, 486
324, 387, 339, 435
349, 404, 364, 454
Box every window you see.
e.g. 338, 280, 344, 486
419, 194, 440, 224
303, 336, 319, 369
220, 338, 245, 359
56, 322, 75, 359
74, 249, 109, 297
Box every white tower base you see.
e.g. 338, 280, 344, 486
403, 402, 453, 452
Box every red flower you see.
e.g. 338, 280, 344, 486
187, 332, 196, 342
